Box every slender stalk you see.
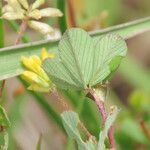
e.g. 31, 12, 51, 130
15, 19, 28, 45
57, 0, 67, 34
140, 120, 150, 140
0, 3, 5, 97
87, 88, 116, 150
67, 0, 77, 27
108, 126, 116, 149
0, 2, 4, 48
0, 80, 5, 97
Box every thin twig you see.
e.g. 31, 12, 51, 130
0, 80, 5, 97
86, 88, 116, 150
52, 90, 93, 138
15, 19, 28, 45
108, 126, 116, 149
67, 0, 77, 27
79, 122, 96, 143
140, 120, 150, 140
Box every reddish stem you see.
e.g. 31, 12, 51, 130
0, 80, 5, 97
108, 126, 116, 149
67, 0, 77, 27
15, 19, 28, 45
140, 120, 150, 140
87, 88, 116, 150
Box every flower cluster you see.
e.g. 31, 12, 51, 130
21, 48, 54, 92
1, 0, 63, 35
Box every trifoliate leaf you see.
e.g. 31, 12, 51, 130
39, 8, 63, 17
43, 28, 127, 90
31, 0, 45, 10
28, 20, 54, 35
61, 111, 97, 150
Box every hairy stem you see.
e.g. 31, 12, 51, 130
87, 88, 116, 150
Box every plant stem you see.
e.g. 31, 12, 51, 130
0, 3, 5, 97
108, 126, 116, 149
57, 0, 67, 34
15, 19, 28, 45
67, 0, 77, 27
140, 120, 150, 140
0, 80, 5, 97
87, 88, 116, 150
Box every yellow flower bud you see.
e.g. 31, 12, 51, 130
20, 48, 55, 92
21, 55, 41, 72
41, 48, 55, 61
21, 55, 50, 83
28, 84, 50, 92
21, 71, 49, 87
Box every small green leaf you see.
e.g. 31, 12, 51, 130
61, 111, 97, 150
43, 28, 127, 90
0, 105, 10, 129
98, 106, 119, 150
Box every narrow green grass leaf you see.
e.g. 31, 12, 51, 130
0, 3, 4, 48
57, 0, 67, 34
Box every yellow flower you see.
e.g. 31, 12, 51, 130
21, 48, 54, 92
41, 48, 55, 61
1, 0, 63, 35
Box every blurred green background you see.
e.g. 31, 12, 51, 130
0, 0, 150, 150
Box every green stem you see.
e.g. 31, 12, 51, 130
57, 0, 67, 34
